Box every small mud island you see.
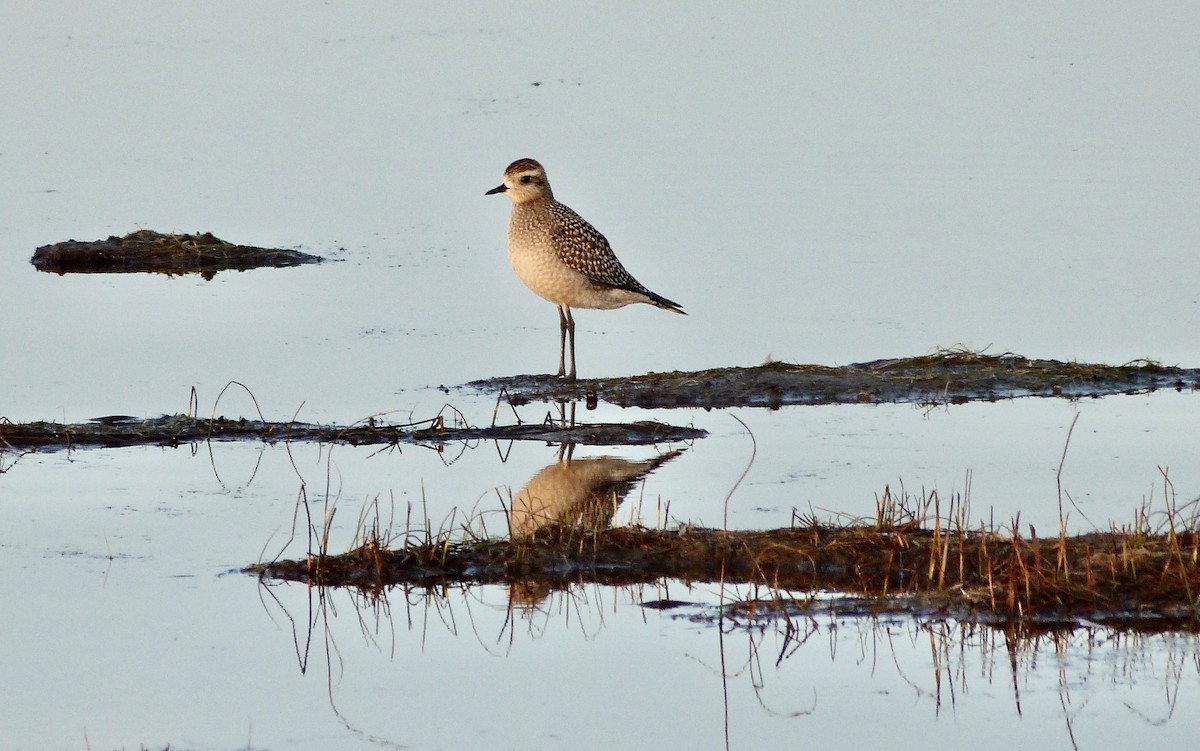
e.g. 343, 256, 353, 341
471, 351, 1200, 409
31, 230, 324, 278
0, 414, 703, 452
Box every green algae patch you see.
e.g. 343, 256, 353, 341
470, 351, 1200, 409
31, 230, 324, 278
0, 414, 704, 452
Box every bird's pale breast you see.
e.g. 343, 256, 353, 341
506, 205, 644, 310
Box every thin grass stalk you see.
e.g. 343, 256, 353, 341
928, 491, 941, 583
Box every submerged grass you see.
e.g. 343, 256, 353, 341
249, 481, 1200, 631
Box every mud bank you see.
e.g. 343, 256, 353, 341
31, 230, 324, 277
470, 351, 1200, 409
0, 413, 704, 452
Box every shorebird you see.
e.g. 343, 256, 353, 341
486, 158, 685, 380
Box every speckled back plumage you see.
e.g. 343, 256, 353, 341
545, 201, 659, 299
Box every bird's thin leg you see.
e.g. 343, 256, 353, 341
556, 305, 568, 377
552, 399, 577, 428
564, 306, 577, 381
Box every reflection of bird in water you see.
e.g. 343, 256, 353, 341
486, 158, 686, 380
507, 579, 556, 612
508, 447, 684, 538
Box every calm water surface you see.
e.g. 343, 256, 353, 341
2, 3, 1199, 749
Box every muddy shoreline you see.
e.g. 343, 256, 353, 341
0, 413, 704, 452
5, 352, 1195, 452
471, 351, 1200, 409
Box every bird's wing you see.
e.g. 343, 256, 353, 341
548, 203, 650, 294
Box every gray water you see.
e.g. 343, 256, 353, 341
2, 4, 1199, 749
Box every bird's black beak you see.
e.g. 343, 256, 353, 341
485, 184, 508, 195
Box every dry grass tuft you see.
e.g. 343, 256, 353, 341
249, 486, 1200, 630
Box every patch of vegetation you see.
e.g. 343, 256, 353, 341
248, 485, 1200, 631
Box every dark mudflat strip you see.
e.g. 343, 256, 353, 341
710, 593, 1200, 633
470, 351, 1200, 409
31, 230, 324, 278
0, 414, 704, 452
250, 523, 1200, 631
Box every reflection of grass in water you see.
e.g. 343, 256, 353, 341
250, 421, 1195, 746
257, 558, 1199, 747
251, 466, 1200, 630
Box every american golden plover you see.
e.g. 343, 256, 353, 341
485, 158, 685, 380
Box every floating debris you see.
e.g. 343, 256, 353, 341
470, 351, 1200, 409
30, 230, 325, 278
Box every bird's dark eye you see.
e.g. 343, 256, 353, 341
519, 175, 532, 184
